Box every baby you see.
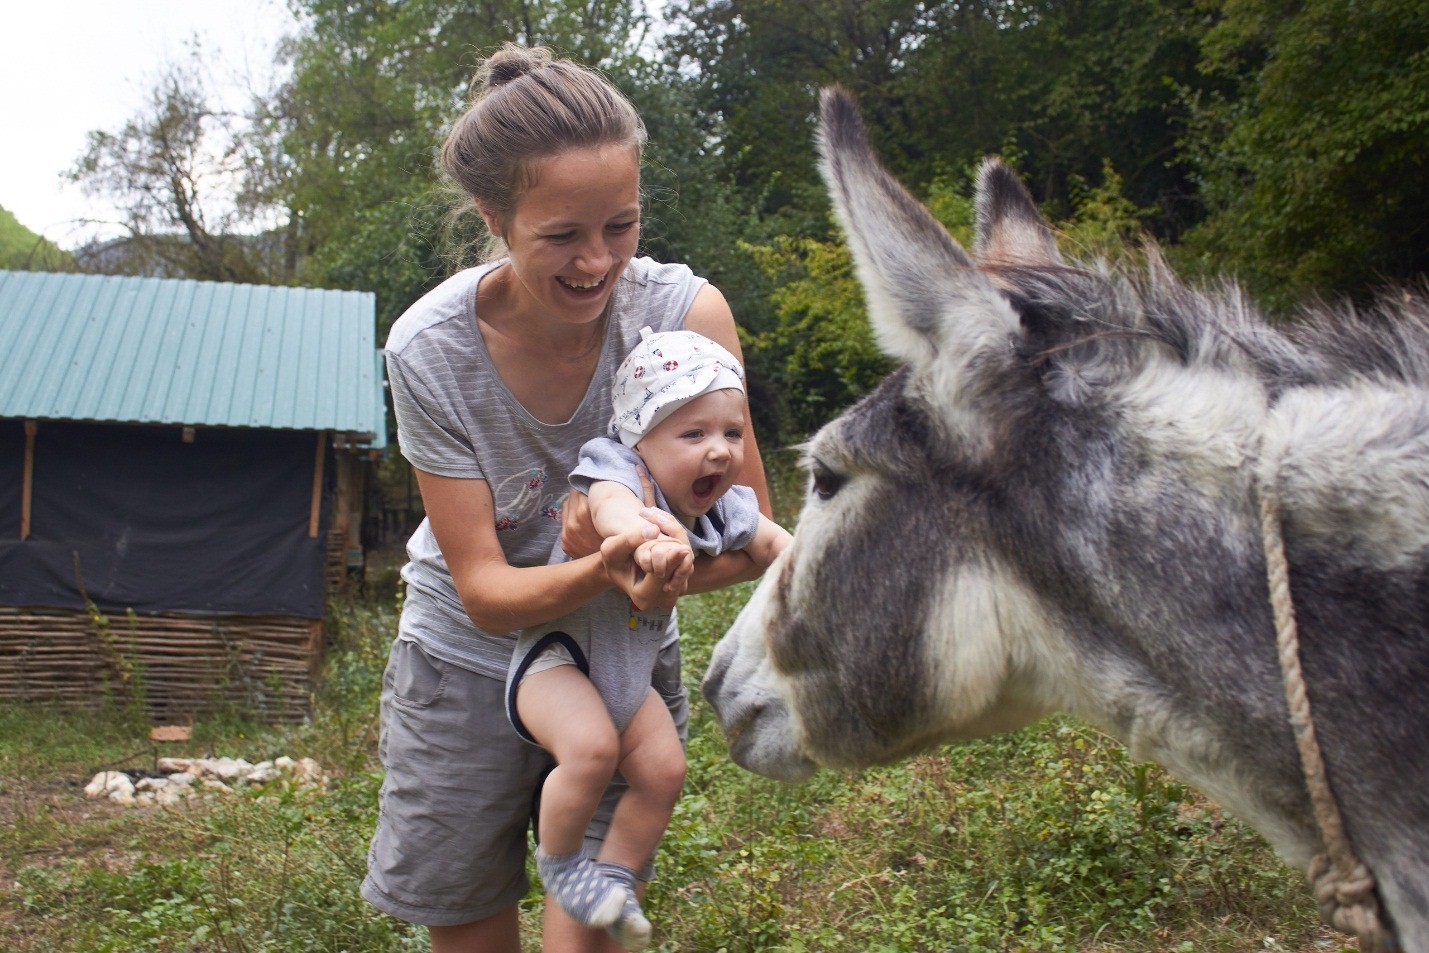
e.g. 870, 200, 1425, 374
506, 327, 791, 949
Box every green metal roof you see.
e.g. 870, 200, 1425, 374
0, 270, 385, 449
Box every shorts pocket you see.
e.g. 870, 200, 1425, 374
651, 639, 683, 699
390, 639, 450, 709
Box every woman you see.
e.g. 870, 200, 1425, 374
360, 43, 772, 953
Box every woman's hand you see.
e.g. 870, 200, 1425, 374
636, 537, 695, 596
599, 465, 694, 609
560, 489, 604, 558
602, 528, 678, 611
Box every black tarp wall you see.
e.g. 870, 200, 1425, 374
0, 421, 326, 618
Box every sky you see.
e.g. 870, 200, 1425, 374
1, 0, 298, 249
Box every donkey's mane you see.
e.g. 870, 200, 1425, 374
990, 254, 1429, 396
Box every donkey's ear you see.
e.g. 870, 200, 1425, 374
975, 159, 1062, 267
817, 87, 1021, 371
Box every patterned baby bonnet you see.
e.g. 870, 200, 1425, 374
609, 326, 745, 447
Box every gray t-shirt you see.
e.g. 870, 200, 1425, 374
386, 257, 706, 678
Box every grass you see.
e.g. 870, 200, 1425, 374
0, 459, 1350, 950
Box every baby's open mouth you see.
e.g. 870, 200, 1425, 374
692, 474, 720, 498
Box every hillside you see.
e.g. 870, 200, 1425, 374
0, 204, 72, 271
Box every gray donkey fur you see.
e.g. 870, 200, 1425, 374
703, 87, 1429, 948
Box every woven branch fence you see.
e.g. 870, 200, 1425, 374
0, 606, 323, 722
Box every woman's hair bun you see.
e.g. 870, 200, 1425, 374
477, 43, 553, 94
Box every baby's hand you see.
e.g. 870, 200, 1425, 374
635, 537, 694, 595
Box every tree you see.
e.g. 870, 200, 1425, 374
665, 0, 1209, 238
1180, 0, 1429, 309
67, 58, 280, 284
259, 0, 662, 333
665, 0, 938, 229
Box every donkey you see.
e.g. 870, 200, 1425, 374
703, 87, 1429, 949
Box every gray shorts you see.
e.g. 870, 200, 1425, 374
360, 636, 688, 927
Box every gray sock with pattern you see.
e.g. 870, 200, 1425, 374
536, 849, 625, 928
595, 863, 652, 951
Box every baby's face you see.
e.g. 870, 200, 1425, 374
635, 389, 747, 519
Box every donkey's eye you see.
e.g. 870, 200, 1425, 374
810, 462, 845, 501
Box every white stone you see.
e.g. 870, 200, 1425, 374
211, 758, 251, 782
84, 771, 125, 798
83, 753, 327, 807
155, 786, 188, 806
247, 764, 280, 785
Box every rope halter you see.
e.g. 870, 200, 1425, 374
1255, 474, 1397, 953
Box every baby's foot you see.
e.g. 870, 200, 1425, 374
536, 849, 625, 928
595, 863, 652, 951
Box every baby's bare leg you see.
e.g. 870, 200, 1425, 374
517, 666, 620, 854
516, 666, 626, 928
598, 688, 688, 872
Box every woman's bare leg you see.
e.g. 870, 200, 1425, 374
429, 907, 521, 953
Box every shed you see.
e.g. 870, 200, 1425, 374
0, 270, 386, 720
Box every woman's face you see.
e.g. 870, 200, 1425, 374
492, 143, 641, 328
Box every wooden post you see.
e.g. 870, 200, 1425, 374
309, 432, 326, 539
20, 421, 36, 540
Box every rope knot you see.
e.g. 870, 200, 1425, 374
1310, 854, 1394, 951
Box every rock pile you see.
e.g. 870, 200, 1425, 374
83, 756, 328, 807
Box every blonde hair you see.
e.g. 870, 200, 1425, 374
441, 44, 647, 261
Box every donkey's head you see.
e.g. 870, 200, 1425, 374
703, 87, 1283, 781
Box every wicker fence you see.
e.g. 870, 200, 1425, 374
0, 606, 323, 722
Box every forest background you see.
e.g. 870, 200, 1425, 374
11, 0, 1428, 449
5, 3, 1428, 948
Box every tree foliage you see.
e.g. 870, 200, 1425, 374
665, 0, 1208, 234
67, 59, 279, 284
1180, 0, 1429, 310
62, 0, 1429, 441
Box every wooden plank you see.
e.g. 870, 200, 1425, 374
308, 431, 326, 538
20, 421, 36, 540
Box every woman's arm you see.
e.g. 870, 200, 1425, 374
684, 284, 774, 519
416, 469, 618, 634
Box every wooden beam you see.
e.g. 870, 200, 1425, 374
308, 432, 326, 539
20, 421, 36, 540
